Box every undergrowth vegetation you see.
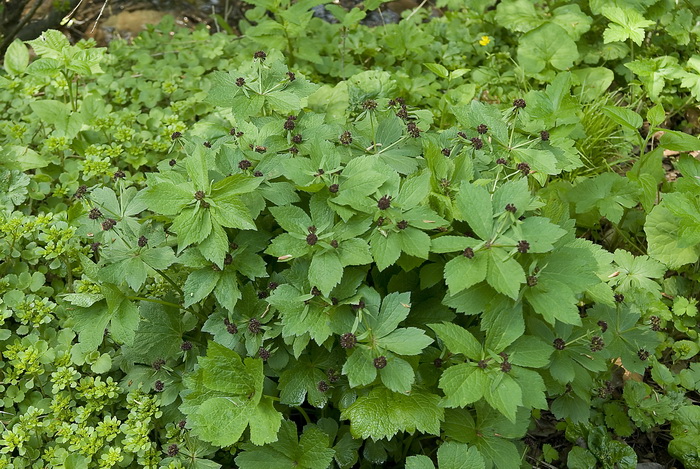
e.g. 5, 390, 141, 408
1, 0, 700, 467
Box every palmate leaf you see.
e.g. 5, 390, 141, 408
71, 284, 140, 350
406, 441, 485, 469
278, 348, 340, 408
235, 420, 335, 469
645, 204, 700, 268
340, 387, 443, 441
443, 405, 529, 469
124, 302, 196, 363
602, 6, 654, 46
181, 342, 282, 447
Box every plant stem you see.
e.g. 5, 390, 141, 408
154, 268, 184, 296
295, 405, 311, 425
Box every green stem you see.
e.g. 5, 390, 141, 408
295, 405, 311, 425
63, 255, 73, 292
284, 26, 296, 68
154, 268, 184, 296
611, 223, 645, 255
62, 70, 74, 110
377, 135, 408, 155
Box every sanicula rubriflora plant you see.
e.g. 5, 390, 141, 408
0, 0, 700, 466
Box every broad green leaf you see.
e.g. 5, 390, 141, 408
551, 4, 592, 40
486, 249, 525, 299
27, 30, 70, 58
181, 342, 281, 446
210, 193, 257, 230
398, 227, 431, 259
340, 387, 443, 440
424, 63, 449, 79
659, 130, 700, 152
406, 455, 434, 469
72, 286, 140, 350
141, 182, 194, 215
482, 306, 524, 353
269, 205, 313, 234
495, 0, 541, 33
645, 204, 700, 268
397, 171, 431, 209
429, 322, 482, 359
236, 421, 335, 469
342, 347, 377, 387
4, 40, 29, 76
172, 207, 213, 251
370, 230, 402, 271
279, 358, 328, 407
125, 302, 193, 362
647, 103, 665, 127
525, 278, 581, 325
379, 355, 415, 393
371, 291, 412, 338
572, 67, 615, 101
183, 268, 220, 307
439, 364, 486, 407
454, 182, 493, 239
602, 6, 654, 46
484, 374, 522, 422
610, 249, 664, 294
377, 328, 433, 355
198, 223, 229, 267
213, 270, 242, 312
602, 105, 643, 131
309, 250, 343, 295
29, 100, 83, 137
436, 442, 485, 469
211, 173, 263, 197
517, 23, 578, 74
513, 217, 566, 253
444, 253, 488, 295
508, 336, 552, 368
336, 238, 373, 266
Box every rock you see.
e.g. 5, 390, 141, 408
94, 9, 170, 43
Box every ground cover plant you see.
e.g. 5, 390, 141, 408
1, 0, 700, 467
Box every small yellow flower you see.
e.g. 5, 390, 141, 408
479, 35, 491, 46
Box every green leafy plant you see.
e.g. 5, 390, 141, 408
1, 0, 700, 465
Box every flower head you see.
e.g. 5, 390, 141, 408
479, 36, 491, 46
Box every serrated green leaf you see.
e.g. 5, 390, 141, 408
486, 249, 525, 299
181, 342, 281, 446
370, 291, 412, 338
430, 322, 482, 359
183, 268, 220, 307
141, 182, 194, 215
342, 347, 377, 387
379, 355, 415, 393
377, 328, 433, 355
444, 253, 488, 295
236, 420, 334, 469
4, 40, 29, 76
438, 364, 486, 407
437, 442, 485, 469
602, 105, 643, 131
340, 387, 443, 441
125, 302, 193, 362
454, 182, 492, 239
602, 6, 654, 46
